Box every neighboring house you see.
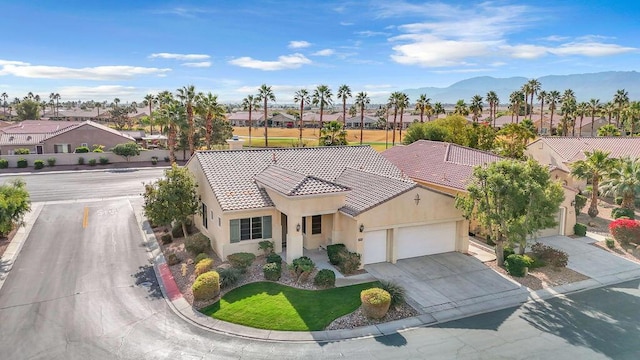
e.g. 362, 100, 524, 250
270, 113, 297, 128
344, 115, 380, 129
43, 106, 150, 123
227, 112, 264, 127
301, 112, 343, 128
490, 114, 549, 133
382, 140, 576, 238
0, 120, 135, 154
187, 145, 469, 265
573, 116, 608, 137
385, 113, 421, 129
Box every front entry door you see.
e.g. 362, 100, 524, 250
281, 213, 288, 249
36, 145, 43, 154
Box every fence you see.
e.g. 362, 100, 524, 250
0, 149, 188, 168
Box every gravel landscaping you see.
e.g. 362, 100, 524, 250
485, 259, 590, 290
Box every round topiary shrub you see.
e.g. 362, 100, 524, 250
313, 269, 336, 287
184, 233, 210, 255
88, 158, 97, 166
360, 288, 391, 319
263, 262, 281, 281
166, 252, 180, 266
574, 223, 587, 236
194, 258, 214, 277
34, 159, 45, 170
504, 254, 533, 277
192, 271, 220, 301
47, 157, 56, 167
194, 253, 211, 265
160, 232, 173, 244
0, 159, 8, 169
17, 158, 28, 168
266, 253, 282, 265
227, 252, 256, 271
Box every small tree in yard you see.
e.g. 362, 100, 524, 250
111, 142, 141, 162
143, 163, 199, 238
455, 159, 564, 265
0, 179, 31, 237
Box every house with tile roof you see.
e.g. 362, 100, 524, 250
186, 145, 469, 264
227, 112, 265, 127
382, 140, 577, 238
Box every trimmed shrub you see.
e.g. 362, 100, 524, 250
47, 157, 56, 167
360, 288, 391, 319
288, 256, 315, 282
258, 240, 274, 255
0, 159, 8, 169
612, 207, 635, 220
606, 238, 616, 249
194, 258, 214, 277
615, 197, 623, 206
609, 218, 640, 246
17, 158, 28, 168
160, 232, 172, 244
574, 193, 588, 216
77, 157, 85, 165
14, 148, 30, 155
34, 159, 44, 169
194, 253, 211, 265
218, 267, 242, 289
75, 146, 90, 153
99, 156, 109, 165
574, 223, 587, 236
266, 253, 282, 265
503, 247, 515, 262
185, 233, 210, 255
336, 250, 361, 275
327, 244, 346, 265
191, 271, 220, 301
378, 280, 406, 306
227, 252, 256, 271
505, 254, 533, 277
313, 269, 336, 287
164, 156, 170, 162
88, 158, 97, 166
151, 156, 158, 165
531, 243, 568, 268
92, 144, 105, 153
263, 262, 282, 281
166, 252, 180, 266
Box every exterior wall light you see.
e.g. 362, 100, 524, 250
414, 194, 421, 205
359, 224, 365, 233
296, 223, 301, 232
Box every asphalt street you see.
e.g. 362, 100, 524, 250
0, 172, 638, 359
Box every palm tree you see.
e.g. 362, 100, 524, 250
509, 91, 524, 123
312, 85, 332, 142
525, 79, 541, 117
453, 99, 469, 116
433, 102, 445, 117
293, 89, 310, 146
242, 94, 260, 147
537, 90, 547, 134
397, 92, 409, 142
575, 102, 588, 137
561, 90, 577, 136
601, 157, 640, 210
469, 95, 483, 123
598, 124, 621, 137
521, 82, 531, 118
257, 84, 276, 147
613, 89, 629, 129
570, 150, 615, 218
622, 101, 640, 136
143, 94, 157, 135
388, 92, 401, 145
486, 91, 499, 127
588, 98, 601, 136
337, 85, 351, 128
159, 100, 186, 163
176, 85, 197, 155
1, 92, 7, 117
95, 102, 102, 119
546, 90, 561, 135
156, 90, 175, 134
355, 92, 370, 145
603, 101, 616, 125
415, 94, 431, 123
319, 121, 347, 146
196, 92, 225, 149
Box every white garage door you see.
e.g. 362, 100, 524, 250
536, 208, 563, 238
397, 222, 456, 260
363, 230, 387, 264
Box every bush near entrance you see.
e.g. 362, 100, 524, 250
609, 219, 640, 246
574, 223, 587, 236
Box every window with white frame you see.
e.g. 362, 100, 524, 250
229, 216, 272, 243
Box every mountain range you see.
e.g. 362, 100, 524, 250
390, 71, 640, 105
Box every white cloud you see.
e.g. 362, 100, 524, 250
390, 34, 497, 67
356, 30, 390, 37
501, 44, 549, 59
149, 53, 210, 61
502, 41, 636, 59
56, 85, 138, 100
181, 61, 212, 68
0, 61, 171, 80
340, 21, 353, 26
288, 41, 311, 49
151, 7, 213, 18
228, 53, 311, 71
312, 49, 335, 56
0, 60, 30, 66
540, 35, 570, 42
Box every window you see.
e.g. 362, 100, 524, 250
81, 143, 88, 148
311, 215, 322, 235
230, 216, 272, 243
201, 203, 208, 229
54, 144, 71, 153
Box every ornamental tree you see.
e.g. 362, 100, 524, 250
111, 142, 141, 162
0, 179, 31, 237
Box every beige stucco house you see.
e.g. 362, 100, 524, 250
186, 145, 469, 264
382, 140, 576, 238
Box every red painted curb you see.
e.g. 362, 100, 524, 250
159, 263, 183, 301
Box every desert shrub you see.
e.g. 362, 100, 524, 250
14, 148, 30, 155
151, 156, 158, 165
160, 232, 172, 244
258, 240, 274, 255
75, 146, 90, 153
327, 244, 346, 265
194, 258, 214, 277
0, 159, 8, 169
88, 158, 97, 166
266, 253, 282, 265
171, 223, 184, 238
609, 218, 640, 246
360, 288, 391, 319
531, 243, 568, 268
574, 223, 587, 236
227, 252, 256, 271
184, 233, 210, 255
288, 256, 315, 282
34, 159, 44, 169
16, 158, 28, 168
77, 157, 85, 165
574, 193, 588, 216
47, 157, 56, 167
194, 253, 211, 265
503, 247, 515, 262
606, 238, 616, 249
263, 262, 282, 281
612, 207, 635, 220
164, 156, 170, 162
218, 267, 242, 289
505, 254, 530, 277
99, 156, 109, 165
166, 252, 180, 266
615, 197, 623, 206
378, 280, 405, 306
336, 250, 361, 275
191, 271, 220, 301
313, 269, 336, 287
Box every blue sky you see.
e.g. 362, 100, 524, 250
1, 0, 638, 104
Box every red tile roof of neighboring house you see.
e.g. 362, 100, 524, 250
381, 140, 504, 191
227, 112, 264, 121
1, 120, 81, 134
531, 137, 640, 162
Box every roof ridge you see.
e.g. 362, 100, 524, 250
337, 166, 413, 184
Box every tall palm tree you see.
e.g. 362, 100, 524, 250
415, 94, 431, 123
486, 91, 499, 127
241, 94, 260, 147
622, 101, 640, 137
575, 102, 588, 137
546, 90, 561, 135
354, 92, 370, 145
521, 82, 531, 118
561, 90, 577, 136
160, 100, 186, 163
293, 89, 310, 146
337, 84, 351, 128
176, 85, 197, 155
95, 102, 102, 119
312, 85, 332, 142
469, 94, 483, 123
257, 84, 276, 147
143, 94, 157, 135
453, 99, 469, 116
601, 157, 640, 210
156, 90, 174, 134
613, 89, 629, 129
537, 90, 547, 134
1, 92, 7, 117
588, 98, 601, 136
387, 92, 399, 146
509, 91, 524, 123
433, 102, 445, 118
525, 79, 541, 117
570, 150, 615, 218
397, 92, 409, 142
196, 92, 225, 149
603, 101, 616, 125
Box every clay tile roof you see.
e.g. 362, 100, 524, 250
535, 137, 640, 162
255, 165, 350, 196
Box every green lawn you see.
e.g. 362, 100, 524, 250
200, 281, 378, 331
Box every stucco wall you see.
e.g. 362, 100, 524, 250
42, 124, 133, 154
0, 149, 184, 167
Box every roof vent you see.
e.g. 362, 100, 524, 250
27, 136, 32, 140
272, 152, 277, 164
9, 136, 14, 141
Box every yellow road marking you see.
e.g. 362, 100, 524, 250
83, 207, 89, 228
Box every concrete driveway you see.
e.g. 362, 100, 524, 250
365, 252, 529, 322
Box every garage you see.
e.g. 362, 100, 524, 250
536, 208, 565, 238
363, 229, 387, 264
397, 222, 456, 260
